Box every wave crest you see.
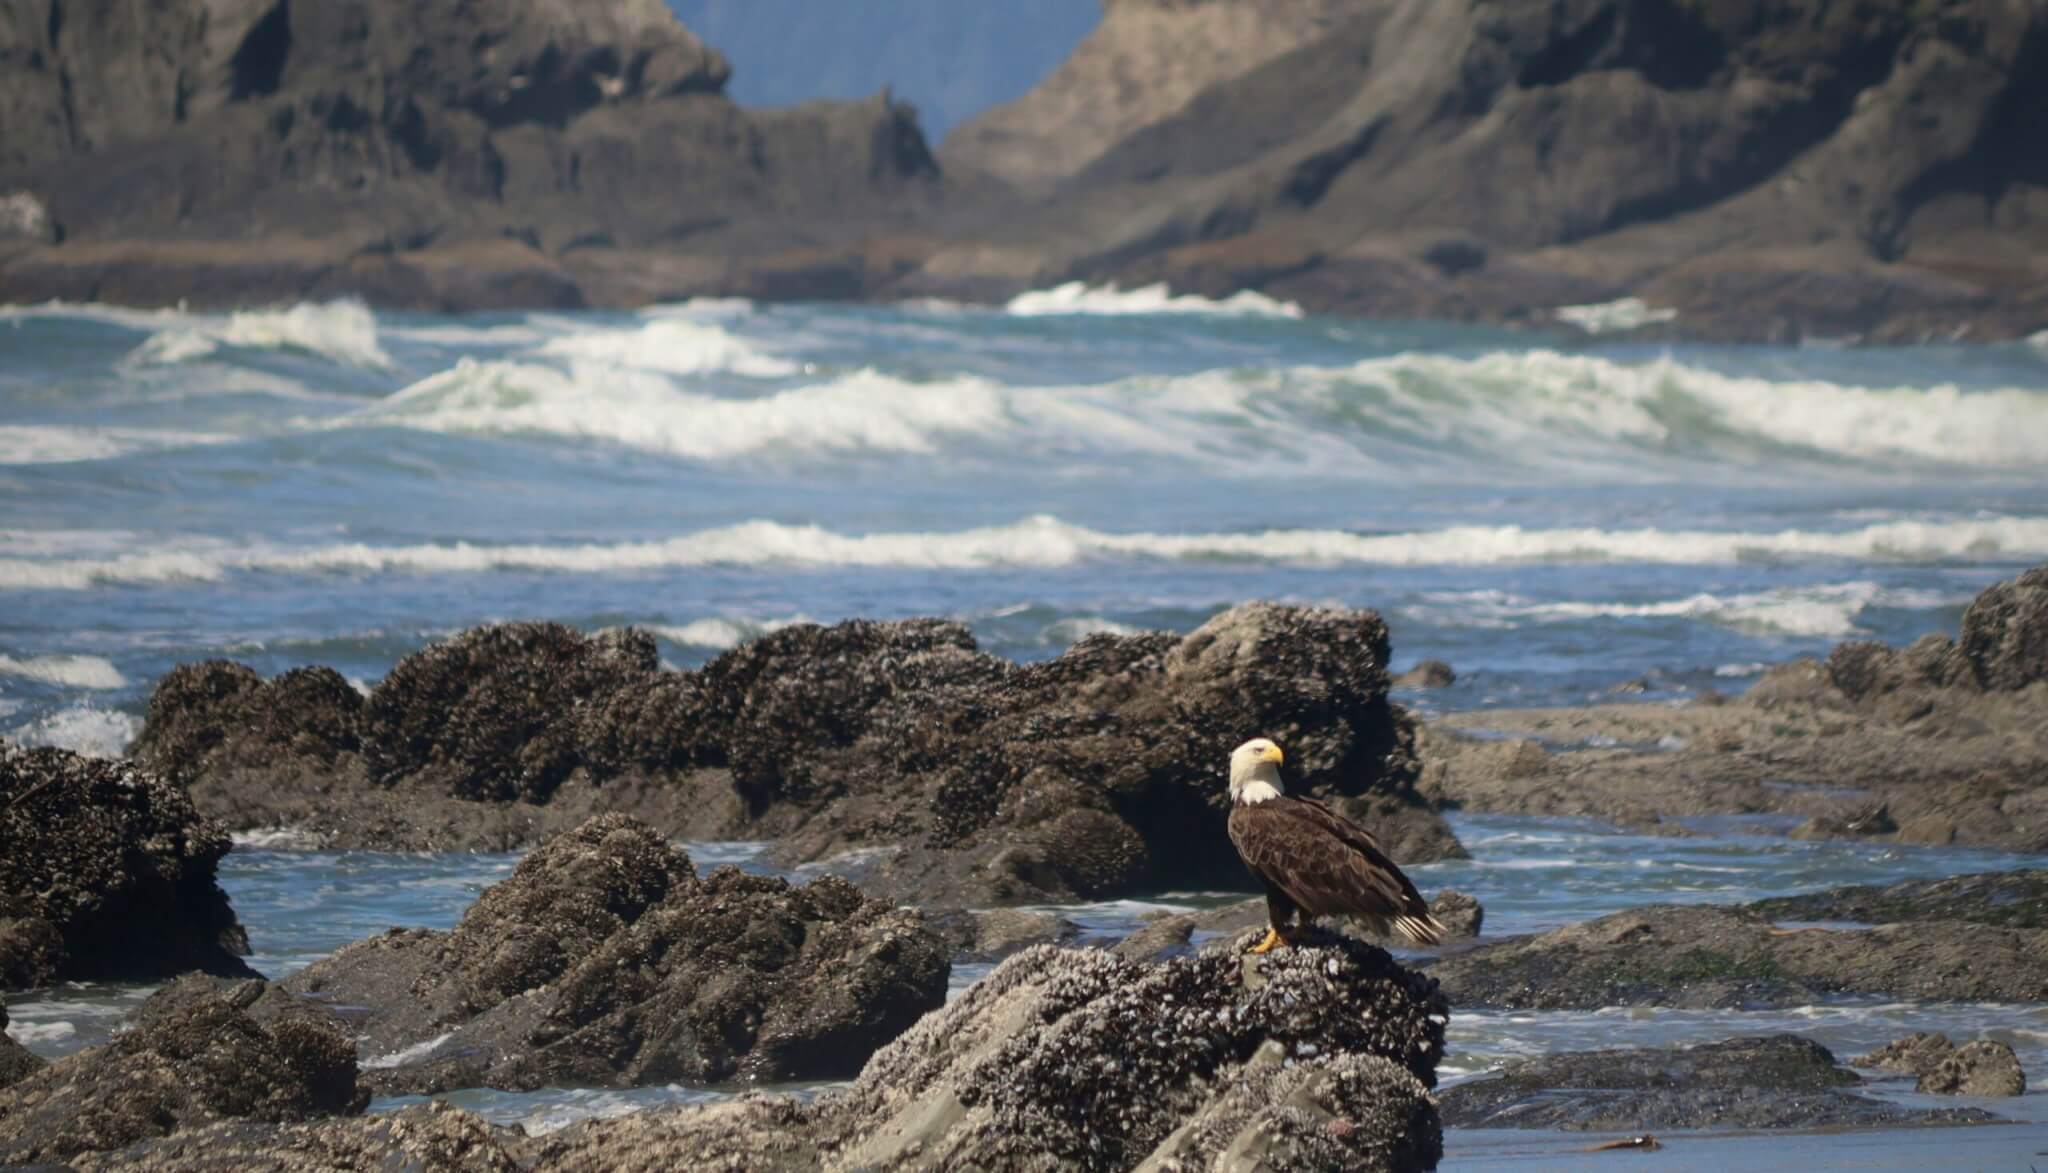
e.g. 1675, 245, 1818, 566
1005, 281, 1304, 318
130, 300, 390, 368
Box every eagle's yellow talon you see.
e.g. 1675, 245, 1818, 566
1248, 927, 1286, 955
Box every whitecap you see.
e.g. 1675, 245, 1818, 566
128, 300, 391, 368
5, 515, 2048, 591
0, 425, 227, 465
231, 828, 326, 850
6, 706, 141, 757
0, 653, 125, 689
1041, 615, 1141, 645
1553, 296, 1678, 334
4, 1019, 76, 1045
530, 318, 797, 377
1005, 281, 1304, 318
647, 615, 811, 651
361, 1031, 457, 1069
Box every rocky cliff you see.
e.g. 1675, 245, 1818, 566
3, 0, 2044, 341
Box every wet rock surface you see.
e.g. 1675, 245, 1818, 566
1750, 869, 2048, 929
141, 604, 1462, 904
1438, 1035, 1999, 1131
0, 978, 364, 1165
81, 935, 1447, 1171
0, 998, 42, 1091
281, 815, 948, 1093
1426, 566, 2048, 854
1426, 904, 2048, 1009
0, 742, 256, 989
1858, 1033, 2029, 1097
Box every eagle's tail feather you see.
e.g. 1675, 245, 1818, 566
1393, 913, 1446, 947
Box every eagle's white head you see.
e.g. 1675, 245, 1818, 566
1229, 737, 1285, 805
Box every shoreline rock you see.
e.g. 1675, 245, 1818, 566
1, 742, 257, 990
1425, 903, 2048, 1009
1439, 1035, 2000, 1131
282, 815, 949, 1094
138, 604, 1465, 905
0, 978, 364, 1166
1423, 564, 2048, 854
1856, 1033, 2028, 1097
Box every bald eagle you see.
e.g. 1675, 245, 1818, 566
1225, 737, 1444, 953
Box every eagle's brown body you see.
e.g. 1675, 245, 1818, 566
1227, 793, 1443, 946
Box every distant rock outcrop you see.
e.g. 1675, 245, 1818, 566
138, 603, 1464, 904
283, 815, 950, 1093
0, 742, 256, 990
1856, 1032, 2028, 1097
1439, 1035, 1998, 1130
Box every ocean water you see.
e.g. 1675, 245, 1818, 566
5, 291, 2048, 1162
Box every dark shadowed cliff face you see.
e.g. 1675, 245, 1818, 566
1, 0, 2042, 339
0, 0, 943, 307
931, 0, 2048, 340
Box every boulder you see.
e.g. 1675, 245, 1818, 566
1919, 1040, 2027, 1097
1863, 1033, 2029, 1096
283, 815, 949, 1093
0, 980, 364, 1165
80, 935, 1448, 1170
1393, 660, 1456, 689
0, 998, 43, 1090
1439, 1035, 1998, 1130
140, 604, 1464, 905
1958, 566, 2048, 690
1427, 904, 2048, 1009
0, 742, 256, 989
1750, 869, 2048, 930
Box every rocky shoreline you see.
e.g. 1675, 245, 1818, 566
3, 0, 2044, 342
4, 568, 2046, 1166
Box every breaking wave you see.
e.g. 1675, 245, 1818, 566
0, 653, 126, 689
4, 514, 2046, 591
5, 706, 141, 757
335, 349, 2048, 475
128, 300, 391, 368
1404, 582, 1967, 638
1005, 281, 1304, 318
530, 318, 798, 377
647, 616, 812, 651
0, 424, 227, 465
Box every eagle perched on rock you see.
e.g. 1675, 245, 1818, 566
1225, 737, 1444, 952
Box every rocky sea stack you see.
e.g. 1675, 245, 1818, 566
137, 602, 1461, 903
4, 0, 2044, 339
0, 742, 256, 989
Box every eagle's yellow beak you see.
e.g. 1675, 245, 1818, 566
1261, 743, 1284, 765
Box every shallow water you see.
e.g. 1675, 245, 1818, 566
6, 293, 2048, 1160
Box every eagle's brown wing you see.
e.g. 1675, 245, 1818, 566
1229, 796, 1443, 945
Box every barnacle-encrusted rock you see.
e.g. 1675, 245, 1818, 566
0, 742, 255, 989
284, 815, 949, 1093
0, 980, 365, 1165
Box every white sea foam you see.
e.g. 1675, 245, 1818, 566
361, 1031, 456, 1069
1553, 296, 1678, 334
0, 653, 125, 689
129, 300, 391, 368
647, 615, 811, 651
1042, 615, 1142, 644
4, 1019, 75, 1045
231, 828, 326, 850
332, 348, 2048, 475
0, 425, 227, 465
531, 318, 798, 376
5, 515, 2046, 591
6, 706, 141, 756
1413, 581, 1966, 637
358, 361, 1015, 459
1005, 281, 1304, 318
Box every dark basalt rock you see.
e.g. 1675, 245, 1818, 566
0, 980, 365, 1165
1859, 1033, 2029, 1096
0, 998, 43, 1090
68, 933, 1446, 1171
1959, 566, 2048, 691
1426, 904, 2048, 1010
138, 603, 1464, 904
283, 814, 949, 1093
1438, 1035, 2000, 1131
1751, 869, 2048, 930
0, 742, 256, 989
